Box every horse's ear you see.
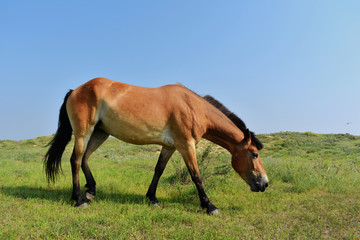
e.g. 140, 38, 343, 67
244, 128, 251, 145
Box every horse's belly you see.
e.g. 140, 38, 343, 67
99, 116, 175, 147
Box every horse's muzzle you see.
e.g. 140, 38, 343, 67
250, 174, 269, 192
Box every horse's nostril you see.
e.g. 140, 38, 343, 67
265, 182, 269, 188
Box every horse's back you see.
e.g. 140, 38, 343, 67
67, 78, 208, 146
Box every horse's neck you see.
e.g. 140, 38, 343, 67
203, 111, 244, 154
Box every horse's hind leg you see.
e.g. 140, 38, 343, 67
82, 127, 109, 201
146, 147, 175, 206
71, 132, 93, 207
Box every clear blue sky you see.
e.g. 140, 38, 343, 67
1, 1, 359, 140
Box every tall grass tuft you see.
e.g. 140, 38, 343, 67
167, 144, 231, 186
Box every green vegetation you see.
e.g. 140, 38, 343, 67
0, 132, 359, 239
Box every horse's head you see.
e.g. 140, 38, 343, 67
231, 129, 268, 192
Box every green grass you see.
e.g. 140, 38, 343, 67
0, 132, 359, 239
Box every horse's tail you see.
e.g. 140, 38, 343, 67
44, 90, 74, 183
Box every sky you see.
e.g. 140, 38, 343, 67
1, 1, 359, 140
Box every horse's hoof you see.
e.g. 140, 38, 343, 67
76, 202, 89, 208
86, 192, 95, 202
149, 202, 161, 208
208, 209, 220, 215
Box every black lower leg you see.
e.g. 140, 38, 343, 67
146, 177, 160, 204
72, 184, 86, 206
83, 168, 96, 201
71, 153, 86, 206
83, 168, 96, 196
146, 165, 164, 204
146, 149, 174, 205
85, 182, 96, 196
191, 175, 218, 214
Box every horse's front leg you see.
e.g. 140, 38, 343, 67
146, 147, 175, 206
179, 143, 220, 215
190, 171, 219, 215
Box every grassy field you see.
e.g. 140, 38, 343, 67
0, 132, 359, 239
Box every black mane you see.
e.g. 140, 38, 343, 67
203, 95, 263, 150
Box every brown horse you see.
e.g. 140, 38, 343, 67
44, 77, 268, 214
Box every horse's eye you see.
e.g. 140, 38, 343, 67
250, 152, 258, 159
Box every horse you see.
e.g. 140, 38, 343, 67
44, 77, 268, 215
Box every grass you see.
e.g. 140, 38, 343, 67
0, 132, 359, 239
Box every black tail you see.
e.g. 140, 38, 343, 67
44, 90, 73, 183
